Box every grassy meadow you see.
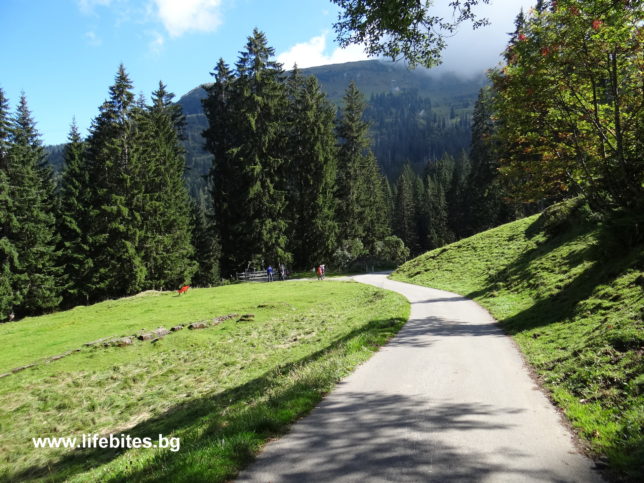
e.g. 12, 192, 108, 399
393, 202, 644, 480
0, 280, 408, 481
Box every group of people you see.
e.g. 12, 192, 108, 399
266, 263, 288, 282
264, 263, 326, 282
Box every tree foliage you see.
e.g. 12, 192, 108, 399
57, 120, 93, 305
332, 0, 490, 67
336, 81, 390, 253
83, 65, 147, 299
285, 69, 338, 268
136, 82, 197, 289
2, 93, 61, 317
491, 0, 643, 220
204, 30, 290, 275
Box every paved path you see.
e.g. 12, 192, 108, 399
238, 274, 602, 482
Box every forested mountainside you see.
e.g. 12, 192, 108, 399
178, 60, 486, 195
46, 60, 485, 196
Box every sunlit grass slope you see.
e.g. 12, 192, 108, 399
393, 201, 643, 480
0, 281, 408, 482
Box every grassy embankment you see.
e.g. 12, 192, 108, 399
393, 201, 643, 480
0, 281, 408, 482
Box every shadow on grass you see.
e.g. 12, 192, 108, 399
7, 316, 408, 482
467, 221, 642, 335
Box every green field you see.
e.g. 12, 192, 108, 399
393, 202, 644, 480
0, 281, 408, 482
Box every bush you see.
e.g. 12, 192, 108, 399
332, 239, 366, 270
376, 236, 410, 265
527, 197, 594, 239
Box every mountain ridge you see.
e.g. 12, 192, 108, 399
47, 60, 487, 194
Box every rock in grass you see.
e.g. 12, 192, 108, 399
113, 337, 133, 347
84, 337, 109, 347
237, 314, 255, 322
11, 364, 35, 374
153, 328, 170, 338
170, 325, 184, 332
138, 328, 169, 341
212, 313, 239, 323
188, 322, 208, 330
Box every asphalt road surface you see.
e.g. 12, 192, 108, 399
237, 274, 602, 482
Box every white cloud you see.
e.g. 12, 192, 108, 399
148, 30, 165, 55
85, 30, 102, 46
153, 0, 223, 38
78, 0, 112, 14
277, 32, 369, 69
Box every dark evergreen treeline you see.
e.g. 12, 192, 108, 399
0, 67, 218, 320
366, 89, 471, 179
389, 87, 528, 256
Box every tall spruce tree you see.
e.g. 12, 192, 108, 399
57, 120, 93, 306
464, 87, 517, 236
285, 70, 338, 267
136, 82, 196, 289
446, 151, 471, 239
424, 156, 455, 249
84, 65, 146, 299
336, 81, 389, 253
203, 58, 238, 275
4, 94, 60, 316
204, 30, 290, 275
0, 168, 15, 319
191, 200, 220, 286
393, 164, 420, 254
0, 89, 17, 318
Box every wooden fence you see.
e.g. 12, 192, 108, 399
236, 270, 269, 282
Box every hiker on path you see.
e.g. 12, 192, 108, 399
279, 263, 286, 281
267, 265, 274, 282
316, 265, 323, 280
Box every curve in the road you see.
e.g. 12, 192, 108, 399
237, 274, 602, 482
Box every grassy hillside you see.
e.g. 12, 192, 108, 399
0, 281, 408, 481
392, 201, 643, 480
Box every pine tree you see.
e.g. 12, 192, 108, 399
285, 70, 338, 267
57, 120, 93, 306
191, 200, 220, 286
0, 89, 16, 319
336, 81, 389, 253
464, 88, 518, 236
84, 65, 146, 299
424, 156, 455, 249
204, 30, 290, 275
393, 164, 420, 254
136, 82, 196, 289
446, 151, 471, 239
362, 163, 391, 252
203, 58, 237, 274
0, 168, 16, 319
4, 94, 61, 316
382, 177, 395, 233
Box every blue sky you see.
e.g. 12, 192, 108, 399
1, 0, 533, 146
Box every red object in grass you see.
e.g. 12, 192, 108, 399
178, 285, 190, 295
592, 19, 603, 30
